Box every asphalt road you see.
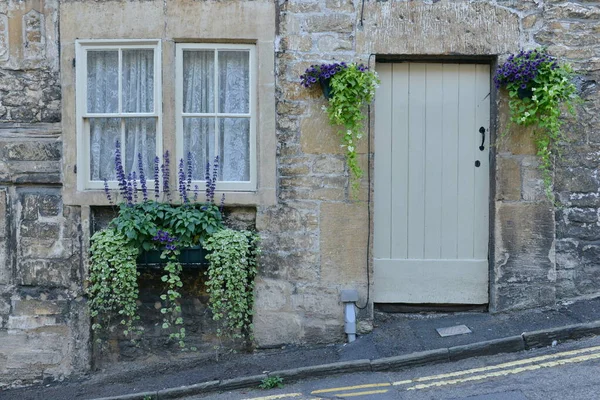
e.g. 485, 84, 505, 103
192, 335, 600, 400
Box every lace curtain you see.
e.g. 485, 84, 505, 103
183, 50, 250, 181
88, 49, 156, 181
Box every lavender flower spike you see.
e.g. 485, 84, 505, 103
103, 178, 113, 205
154, 156, 160, 201
114, 141, 128, 200
193, 184, 199, 202
219, 193, 225, 215
162, 150, 171, 203
186, 152, 193, 192
178, 158, 188, 203
138, 153, 148, 202
132, 171, 138, 203
204, 161, 211, 203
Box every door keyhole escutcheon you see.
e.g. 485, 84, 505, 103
479, 127, 486, 151
475, 160, 481, 167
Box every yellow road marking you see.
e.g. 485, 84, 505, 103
242, 393, 303, 400
332, 389, 389, 397
407, 352, 600, 390
311, 382, 391, 394
393, 344, 600, 386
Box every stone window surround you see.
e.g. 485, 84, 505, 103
59, 0, 276, 207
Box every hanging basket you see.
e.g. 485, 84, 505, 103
319, 77, 333, 100
137, 245, 208, 267
517, 87, 534, 100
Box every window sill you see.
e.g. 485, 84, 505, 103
62, 187, 276, 207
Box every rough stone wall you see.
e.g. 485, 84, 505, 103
0, 125, 89, 388
0, 1, 60, 122
0, 1, 88, 388
256, 0, 600, 347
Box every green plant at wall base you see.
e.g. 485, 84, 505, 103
88, 228, 141, 341
259, 376, 284, 389
301, 63, 379, 194
204, 229, 260, 343
495, 48, 579, 200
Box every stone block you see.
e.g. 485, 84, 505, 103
19, 238, 74, 260
291, 284, 341, 318
302, 318, 344, 343
20, 221, 60, 239
256, 203, 318, 233
17, 259, 73, 287
4, 140, 61, 161
253, 279, 292, 312
357, 1, 519, 55
304, 14, 354, 33
555, 167, 600, 193
7, 315, 57, 330
253, 311, 303, 347
320, 203, 369, 285
312, 155, 346, 175
11, 299, 67, 316
21, 191, 61, 220
496, 156, 521, 201
493, 284, 556, 312
317, 35, 353, 52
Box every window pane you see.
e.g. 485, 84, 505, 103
122, 49, 154, 113
219, 51, 249, 114
125, 118, 156, 178
183, 118, 215, 180
90, 117, 120, 181
87, 51, 118, 113
183, 50, 215, 113
219, 118, 249, 181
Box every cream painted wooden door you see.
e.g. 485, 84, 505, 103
373, 63, 490, 304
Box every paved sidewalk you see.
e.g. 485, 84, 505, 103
3, 297, 600, 400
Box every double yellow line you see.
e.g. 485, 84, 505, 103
309, 345, 600, 397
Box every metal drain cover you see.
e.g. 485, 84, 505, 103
436, 325, 472, 337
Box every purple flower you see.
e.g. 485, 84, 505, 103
154, 156, 160, 201
131, 171, 138, 203
138, 153, 148, 202
178, 158, 188, 203
186, 152, 193, 192
114, 141, 128, 201
162, 151, 171, 202
103, 178, 113, 205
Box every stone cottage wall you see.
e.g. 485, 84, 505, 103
0, 0, 600, 387
0, 0, 89, 388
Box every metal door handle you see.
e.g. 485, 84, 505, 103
479, 127, 485, 151
479, 126, 485, 151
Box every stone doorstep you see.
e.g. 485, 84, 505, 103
88, 320, 600, 400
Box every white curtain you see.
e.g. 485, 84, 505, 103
183, 50, 250, 181
88, 49, 155, 181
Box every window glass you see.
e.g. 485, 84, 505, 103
183, 50, 215, 113
218, 51, 249, 114
87, 51, 118, 113
219, 118, 249, 181
122, 49, 154, 113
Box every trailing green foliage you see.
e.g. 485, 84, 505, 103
160, 248, 186, 348
495, 49, 579, 200
204, 229, 260, 343
88, 228, 141, 340
326, 64, 379, 194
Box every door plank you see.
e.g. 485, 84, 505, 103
457, 64, 477, 259
441, 64, 460, 259
391, 63, 410, 259
424, 64, 444, 259
407, 64, 427, 259
374, 63, 393, 259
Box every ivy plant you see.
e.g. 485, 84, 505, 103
301, 62, 379, 194
88, 228, 141, 341
494, 48, 579, 199
204, 228, 260, 345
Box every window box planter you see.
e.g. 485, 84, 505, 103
137, 245, 207, 267
319, 77, 333, 99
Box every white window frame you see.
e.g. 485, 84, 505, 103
175, 43, 257, 192
75, 39, 162, 191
